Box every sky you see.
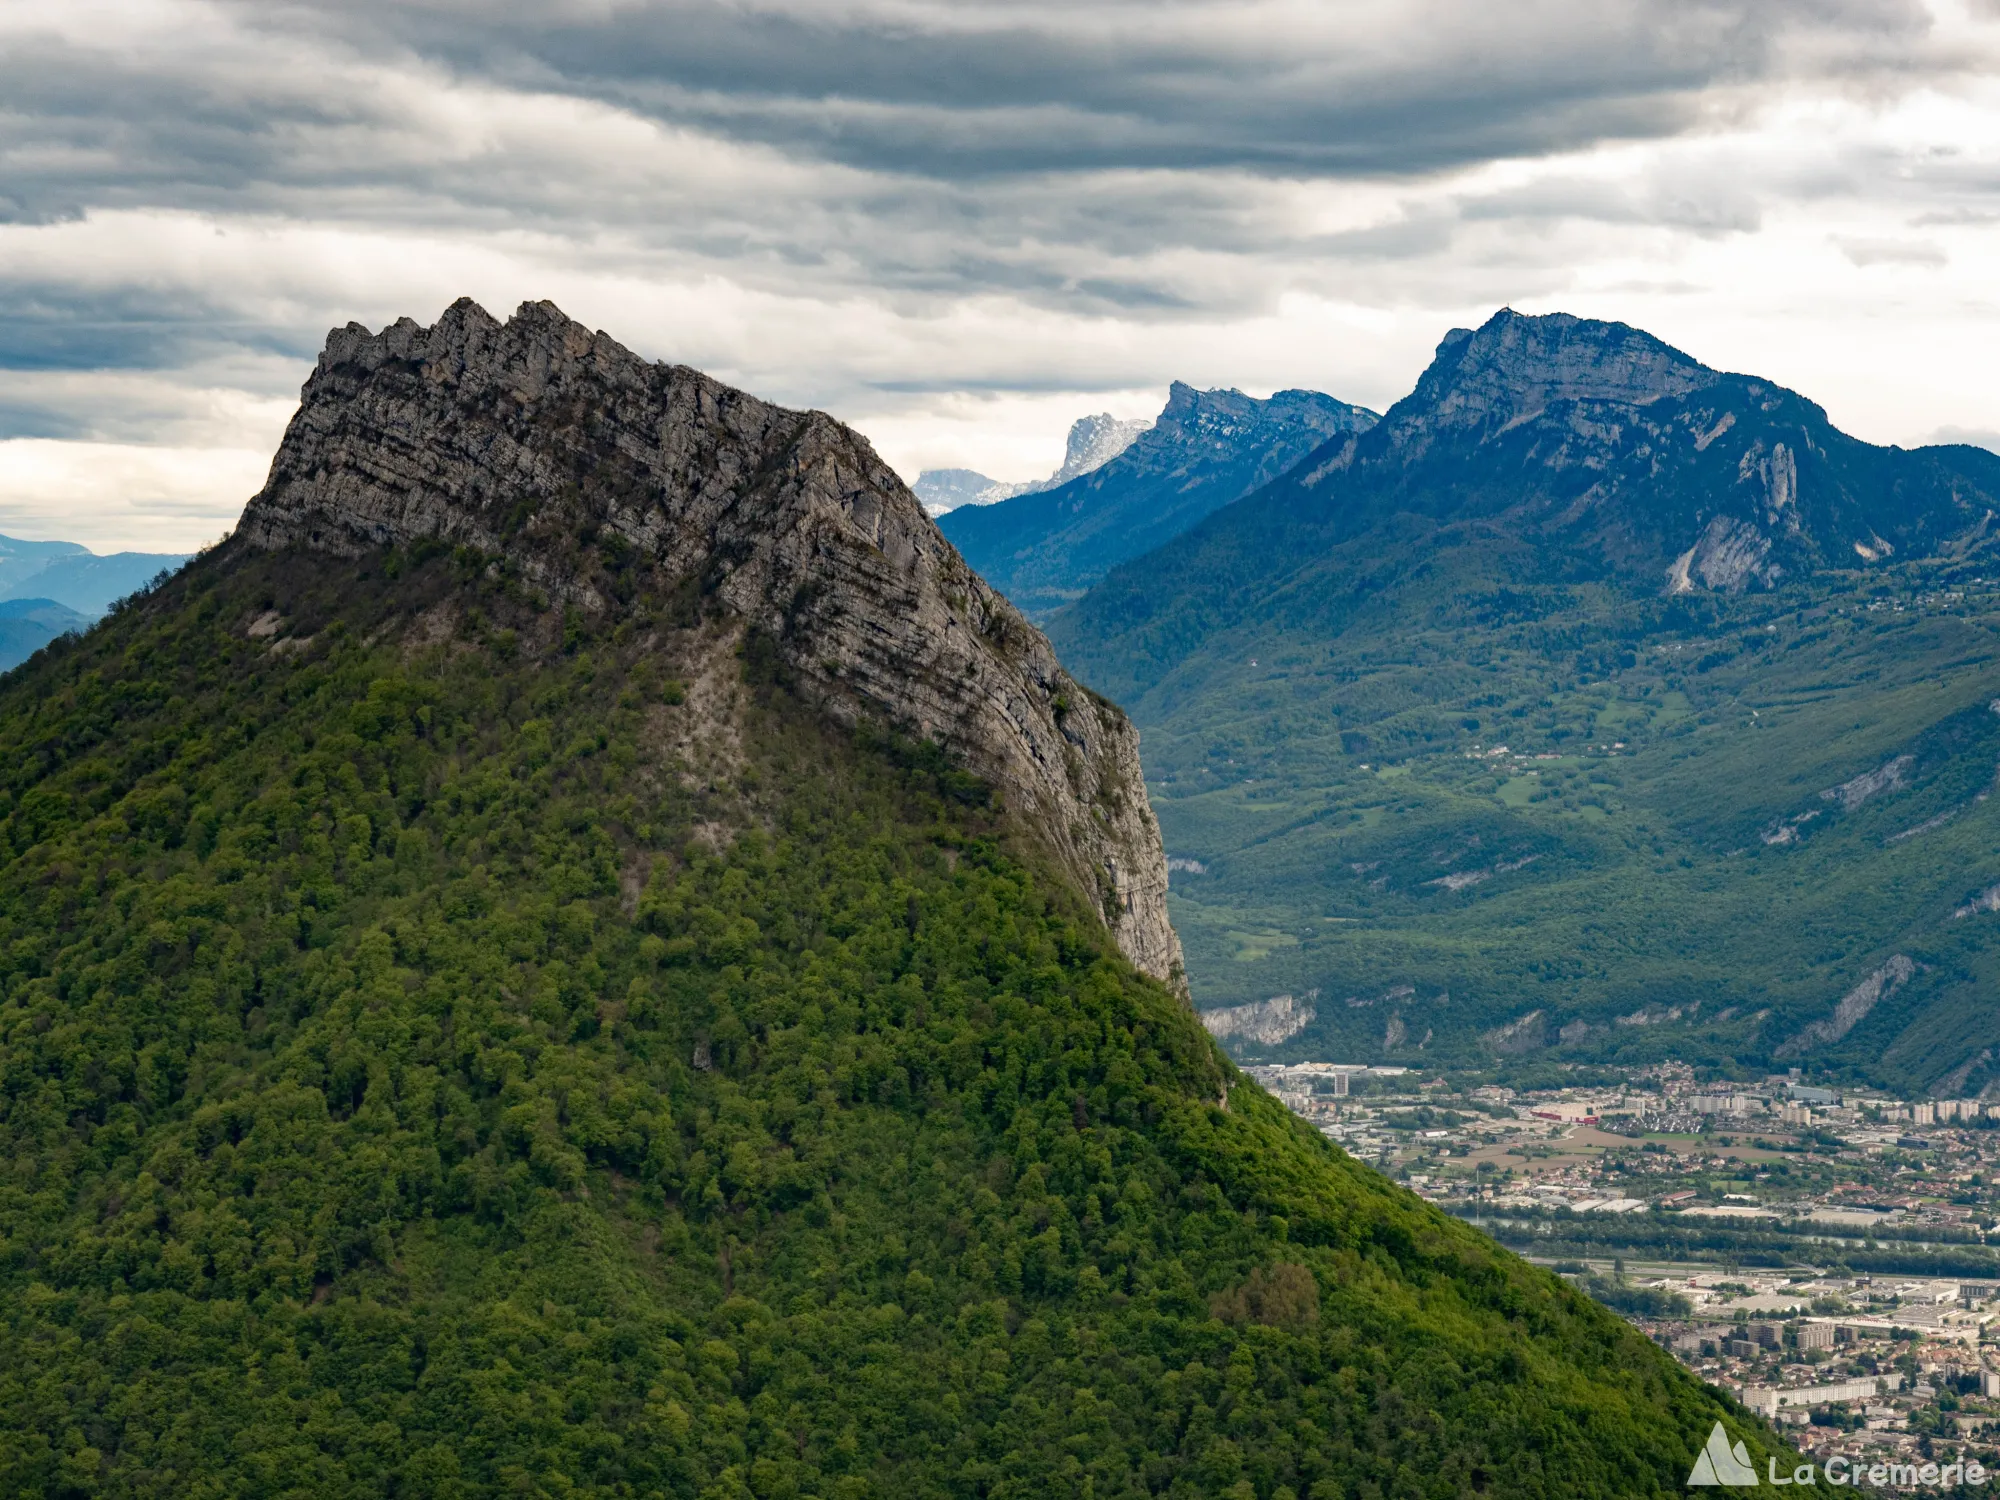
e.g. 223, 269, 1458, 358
4, 0, 2000, 551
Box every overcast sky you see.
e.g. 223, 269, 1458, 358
4, 0, 2000, 550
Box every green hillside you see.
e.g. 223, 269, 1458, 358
1081, 559, 2000, 1093
0, 541, 1767, 1496
1048, 311, 2000, 1094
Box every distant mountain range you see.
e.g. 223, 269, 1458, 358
1026, 309, 2000, 1096
0, 534, 189, 615
941, 382, 1378, 618
0, 534, 190, 670
911, 411, 1149, 514
0, 597, 89, 673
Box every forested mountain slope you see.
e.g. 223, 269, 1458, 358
0, 300, 1768, 1495
941, 383, 1376, 620
1048, 310, 2000, 1093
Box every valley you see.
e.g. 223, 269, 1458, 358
1250, 1060, 2000, 1476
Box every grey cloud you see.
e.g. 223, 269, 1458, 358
1456, 175, 1764, 235
234, 0, 1941, 179
0, 0, 1969, 331
1834, 234, 1948, 265
0, 0, 1991, 504
0, 283, 318, 373
0, 2, 1945, 233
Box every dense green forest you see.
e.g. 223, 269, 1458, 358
0, 541, 1770, 1495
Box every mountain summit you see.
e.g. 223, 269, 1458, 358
0, 298, 1759, 1494
1302, 307, 2000, 596
1064, 308, 2000, 703
912, 412, 1148, 515
241, 298, 1180, 983
1404, 309, 1717, 436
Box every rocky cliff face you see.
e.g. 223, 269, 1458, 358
1044, 412, 1151, 488
238, 298, 1184, 986
913, 412, 1148, 515
1402, 310, 1718, 437
1277, 308, 2000, 597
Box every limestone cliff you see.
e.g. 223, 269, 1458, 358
237, 298, 1184, 986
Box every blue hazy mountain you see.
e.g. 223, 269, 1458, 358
940, 382, 1377, 618
0, 596, 89, 671
0, 532, 190, 619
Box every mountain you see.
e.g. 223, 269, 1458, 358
0, 298, 1765, 1495
1042, 411, 1153, 489
1, 549, 191, 617
911, 465, 1009, 513
941, 383, 1378, 619
0, 595, 88, 671
0, 533, 90, 596
1048, 308, 2000, 1093
912, 412, 1150, 516
0, 532, 192, 618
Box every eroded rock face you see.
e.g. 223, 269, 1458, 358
1291, 309, 2000, 597
238, 298, 1184, 987
1200, 993, 1315, 1047
1402, 310, 1718, 439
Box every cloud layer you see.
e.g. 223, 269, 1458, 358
2, 0, 1999, 547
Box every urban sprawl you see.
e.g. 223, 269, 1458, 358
1251, 1061, 2000, 1478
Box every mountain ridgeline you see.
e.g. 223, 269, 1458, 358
0, 532, 192, 620
0, 299, 1763, 1496
942, 383, 1377, 620
1042, 310, 2000, 1095
0, 535, 192, 669
913, 412, 1151, 516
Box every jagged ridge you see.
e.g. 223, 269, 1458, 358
240, 298, 1182, 984
942, 380, 1377, 618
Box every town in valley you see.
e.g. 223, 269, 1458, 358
1247, 1060, 2000, 1475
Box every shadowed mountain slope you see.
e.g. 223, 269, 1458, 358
0, 596, 87, 671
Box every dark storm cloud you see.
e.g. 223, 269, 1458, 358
0, 0, 1959, 341
0, 0, 1994, 530
290, 0, 1936, 177
0, 1, 1945, 228
0, 283, 312, 373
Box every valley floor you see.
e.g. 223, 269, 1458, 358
1249, 1058, 2000, 1478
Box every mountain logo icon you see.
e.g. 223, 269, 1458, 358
1687, 1422, 1760, 1486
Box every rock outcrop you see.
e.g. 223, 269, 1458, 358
1774, 954, 1916, 1058
913, 411, 1149, 516
238, 298, 1184, 987
1403, 311, 1718, 438
1200, 992, 1315, 1046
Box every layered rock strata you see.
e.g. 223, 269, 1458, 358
238, 298, 1184, 986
